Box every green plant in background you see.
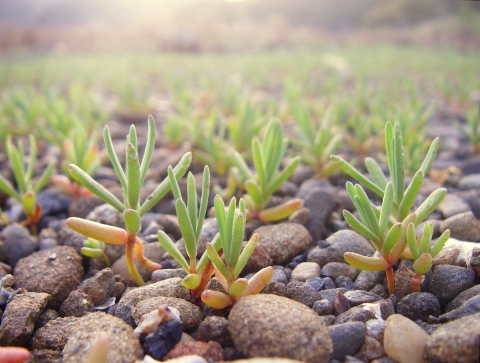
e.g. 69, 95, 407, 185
0, 135, 56, 234
332, 121, 447, 295
81, 238, 110, 267
66, 116, 192, 286
291, 103, 343, 178
157, 165, 215, 302
460, 102, 480, 153
230, 120, 302, 222
405, 222, 450, 292
161, 115, 188, 150
201, 196, 273, 309
51, 122, 101, 200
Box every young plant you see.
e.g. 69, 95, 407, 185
0, 135, 56, 234
332, 121, 447, 295
81, 238, 110, 267
230, 120, 302, 222
460, 102, 480, 154
201, 196, 273, 309
157, 165, 215, 302
405, 222, 450, 292
66, 116, 192, 286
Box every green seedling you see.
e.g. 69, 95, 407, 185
230, 120, 302, 222
0, 135, 56, 234
291, 104, 343, 178
460, 102, 480, 154
162, 115, 188, 150
405, 222, 450, 292
333, 121, 447, 295
201, 196, 273, 309
51, 122, 101, 200
81, 238, 110, 267
66, 116, 192, 286
157, 165, 215, 302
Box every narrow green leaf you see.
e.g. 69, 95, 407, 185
245, 180, 263, 210
25, 134, 36, 182
392, 123, 405, 206
126, 144, 140, 209
419, 137, 439, 175
331, 155, 384, 198
234, 233, 257, 278
344, 252, 389, 271
157, 230, 189, 272
419, 222, 433, 254
197, 233, 220, 272
229, 211, 245, 268
385, 121, 395, 181
224, 197, 237, 262
34, 161, 56, 194
7, 136, 27, 193
252, 138, 267, 191
0, 174, 19, 200
343, 210, 381, 250
176, 199, 197, 260
103, 126, 127, 190
413, 253, 433, 275
206, 242, 231, 281
186, 173, 198, 229
365, 157, 388, 191
266, 156, 300, 198
81, 247, 104, 259
127, 125, 137, 150
406, 222, 419, 259
195, 166, 210, 241
381, 223, 402, 255
69, 164, 125, 212
139, 115, 155, 185
378, 182, 394, 239
430, 229, 450, 258
398, 170, 423, 221
167, 166, 182, 200
229, 149, 252, 181
139, 152, 191, 215
414, 188, 447, 224
354, 184, 381, 237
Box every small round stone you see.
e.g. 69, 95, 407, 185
291, 262, 321, 281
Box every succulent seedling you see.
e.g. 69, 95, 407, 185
0, 134, 56, 234
405, 222, 450, 292
230, 120, 302, 222
201, 196, 273, 309
66, 116, 192, 286
81, 238, 110, 267
157, 165, 215, 302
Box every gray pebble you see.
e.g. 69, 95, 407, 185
429, 265, 476, 306
439, 211, 480, 242
291, 262, 321, 281
397, 293, 441, 321
321, 262, 360, 281
328, 322, 366, 361
343, 290, 384, 307
286, 279, 321, 307
313, 299, 334, 316
3, 223, 37, 267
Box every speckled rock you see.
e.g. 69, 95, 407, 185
439, 211, 480, 242
242, 242, 273, 275
365, 319, 386, 342
111, 242, 165, 286
312, 299, 334, 316
29, 349, 63, 363
425, 312, 480, 363
291, 262, 321, 281
429, 265, 475, 306
307, 230, 375, 267
354, 270, 383, 291
397, 293, 441, 321
303, 188, 338, 241
58, 289, 95, 317
328, 322, 366, 361
62, 312, 143, 363
445, 284, 480, 312
335, 299, 395, 324
197, 316, 233, 347
2, 223, 38, 267
13, 246, 83, 308
231, 359, 307, 363
151, 268, 187, 283
31, 317, 78, 350
286, 279, 321, 307
321, 261, 360, 281
253, 223, 312, 265
164, 341, 224, 361
434, 294, 480, 323
78, 268, 115, 306
470, 247, 480, 279
437, 194, 471, 218
132, 296, 202, 331
35, 309, 59, 330
343, 290, 384, 307
0, 291, 50, 346
228, 294, 333, 363
359, 336, 385, 360
384, 314, 429, 363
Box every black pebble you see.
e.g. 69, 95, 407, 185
143, 320, 183, 360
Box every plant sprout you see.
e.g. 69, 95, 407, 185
66, 116, 192, 286
81, 238, 110, 267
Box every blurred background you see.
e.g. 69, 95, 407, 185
1, 0, 480, 53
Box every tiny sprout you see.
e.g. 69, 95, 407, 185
81, 238, 110, 267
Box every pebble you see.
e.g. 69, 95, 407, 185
355, 270, 383, 291
13, 246, 83, 308
319, 288, 347, 304
197, 316, 233, 347
334, 276, 356, 290
286, 279, 321, 307
307, 230, 375, 267
335, 299, 395, 324
328, 322, 366, 361
57, 225, 90, 254
78, 268, 116, 306
228, 294, 333, 363
434, 294, 480, 323
253, 223, 312, 265
445, 284, 480, 312
111, 242, 165, 286
34, 309, 58, 330
144, 319, 183, 360
31, 316, 78, 350
271, 268, 288, 285
365, 319, 386, 342
396, 293, 441, 321
312, 299, 334, 316
86, 203, 124, 227
2, 223, 38, 267
132, 296, 202, 331
262, 280, 287, 297
28, 349, 62, 363
232, 359, 308, 363
68, 194, 104, 219
303, 188, 338, 241
305, 277, 325, 291
321, 262, 360, 281
470, 247, 480, 279
437, 194, 471, 218
439, 211, 480, 241
291, 262, 321, 281
38, 228, 58, 250
288, 207, 310, 225
37, 188, 71, 217
164, 340, 224, 361
384, 314, 429, 363
323, 277, 336, 289
242, 242, 273, 274
62, 312, 143, 363
429, 265, 476, 306
0, 291, 50, 345
58, 289, 95, 317
425, 312, 480, 363
343, 290, 384, 307
359, 336, 385, 360
458, 173, 480, 190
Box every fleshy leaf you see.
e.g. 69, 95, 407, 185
201, 290, 231, 309
413, 253, 433, 275
344, 252, 389, 271
182, 274, 201, 290
66, 217, 128, 245
229, 278, 248, 297
258, 199, 302, 222
237, 266, 273, 297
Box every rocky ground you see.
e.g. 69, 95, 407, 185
0, 112, 480, 363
